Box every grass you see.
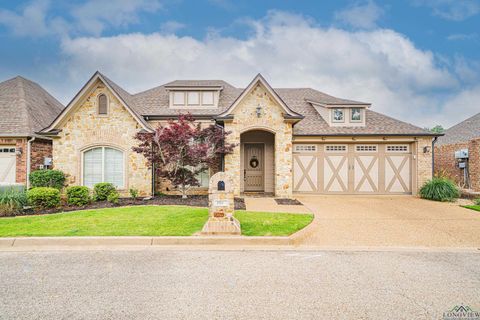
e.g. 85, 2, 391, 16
463, 205, 480, 212
0, 206, 313, 237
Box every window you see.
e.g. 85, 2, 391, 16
351, 108, 362, 122
83, 147, 124, 188
173, 92, 185, 105
196, 169, 210, 188
356, 145, 377, 152
202, 91, 214, 105
387, 145, 409, 152
98, 94, 108, 115
187, 92, 200, 105
0, 148, 15, 153
332, 109, 344, 122
325, 145, 347, 152
294, 145, 317, 152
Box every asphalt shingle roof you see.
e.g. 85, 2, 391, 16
72, 74, 435, 136
437, 112, 480, 146
0, 76, 64, 137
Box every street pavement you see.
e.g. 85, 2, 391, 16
0, 249, 479, 319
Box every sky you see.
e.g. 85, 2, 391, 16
0, 0, 479, 129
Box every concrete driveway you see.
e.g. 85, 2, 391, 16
296, 195, 480, 247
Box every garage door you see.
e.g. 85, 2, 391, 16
0, 146, 16, 184
293, 144, 412, 194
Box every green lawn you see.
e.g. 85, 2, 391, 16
463, 205, 480, 212
0, 206, 313, 237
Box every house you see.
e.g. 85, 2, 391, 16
38, 72, 438, 197
434, 112, 480, 191
0, 76, 64, 186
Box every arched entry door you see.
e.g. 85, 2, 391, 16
244, 143, 264, 191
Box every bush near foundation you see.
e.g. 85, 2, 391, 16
27, 187, 60, 208
93, 183, 117, 201
66, 186, 91, 206
29, 170, 65, 190
419, 177, 459, 202
0, 188, 27, 216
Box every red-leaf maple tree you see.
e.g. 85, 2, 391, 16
133, 114, 235, 198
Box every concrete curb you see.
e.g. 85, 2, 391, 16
0, 236, 292, 248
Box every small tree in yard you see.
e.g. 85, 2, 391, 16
133, 114, 235, 198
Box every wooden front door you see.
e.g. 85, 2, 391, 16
244, 143, 264, 191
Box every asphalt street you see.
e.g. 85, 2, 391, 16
0, 249, 479, 319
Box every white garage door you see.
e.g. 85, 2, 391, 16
293, 144, 412, 194
0, 146, 16, 185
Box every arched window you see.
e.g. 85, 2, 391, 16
83, 147, 124, 188
98, 94, 108, 115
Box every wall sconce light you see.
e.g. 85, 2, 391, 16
423, 146, 431, 153
15, 147, 22, 156
256, 105, 263, 118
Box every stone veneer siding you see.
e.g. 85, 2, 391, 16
415, 136, 434, 192
52, 81, 151, 196
434, 138, 480, 191
224, 82, 293, 198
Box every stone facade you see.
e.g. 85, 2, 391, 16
52, 81, 151, 196
415, 137, 434, 192
435, 138, 480, 191
224, 82, 293, 198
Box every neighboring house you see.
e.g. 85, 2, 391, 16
0, 76, 64, 186
435, 112, 480, 191
39, 72, 439, 197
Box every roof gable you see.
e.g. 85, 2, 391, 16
437, 112, 480, 145
42, 72, 152, 133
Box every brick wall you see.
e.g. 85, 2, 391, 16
434, 138, 480, 191
31, 139, 53, 172
0, 137, 27, 184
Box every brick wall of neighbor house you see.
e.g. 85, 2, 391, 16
416, 136, 434, 190
30, 139, 53, 172
0, 138, 27, 184
52, 82, 151, 196
435, 138, 480, 191
224, 82, 293, 198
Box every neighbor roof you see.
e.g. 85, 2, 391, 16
437, 112, 480, 146
0, 76, 64, 137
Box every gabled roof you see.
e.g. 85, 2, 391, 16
0, 76, 64, 137
437, 112, 480, 145
217, 74, 303, 119
42, 71, 152, 133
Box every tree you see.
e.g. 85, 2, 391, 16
133, 114, 235, 198
424, 125, 445, 134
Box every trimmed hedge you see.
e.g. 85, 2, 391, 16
66, 186, 91, 206
419, 177, 459, 202
93, 183, 116, 201
29, 170, 65, 190
107, 191, 120, 205
27, 187, 61, 208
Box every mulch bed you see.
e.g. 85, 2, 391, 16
5, 195, 246, 217
274, 198, 303, 206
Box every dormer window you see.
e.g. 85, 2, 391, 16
351, 108, 362, 122
332, 109, 344, 122
98, 94, 108, 115
169, 90, 219, 109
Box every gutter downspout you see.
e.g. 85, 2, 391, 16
26, 137, 36, 189
432, 136, 438, 177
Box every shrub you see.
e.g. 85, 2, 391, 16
107, 190, 119, 205
66, 186, 91, 206
93, 183, 116, 201
419, 177, 460, 202
27, 187, 60, 208
474, 198, 480, 206
29, 170, 65, 190
0, 188, 27, 216
129, 188, 139, 200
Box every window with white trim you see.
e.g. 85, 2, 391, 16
351, 108, 362, 122
202, 91, 214, 105
98, 94, 108, 115
187, 92, 200, 105
332, 109, 344, 122
173, 92, 185, 105
387, 145, 409, 152
294, 145, 317, 152
0, 148, 15, 153
83, 147, 124, 188
325, 145, 347, 152
355, 145, 377, 152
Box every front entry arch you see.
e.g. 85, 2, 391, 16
240, 130, 275, 194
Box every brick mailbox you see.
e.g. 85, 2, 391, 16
201, 172, 241, 235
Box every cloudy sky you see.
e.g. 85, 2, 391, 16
1, 0, 479, 128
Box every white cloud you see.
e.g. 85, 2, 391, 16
54, 10, 473, 128
0, 0, 51, 36
335, 0, 384, 29
413, 0, 480, 21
